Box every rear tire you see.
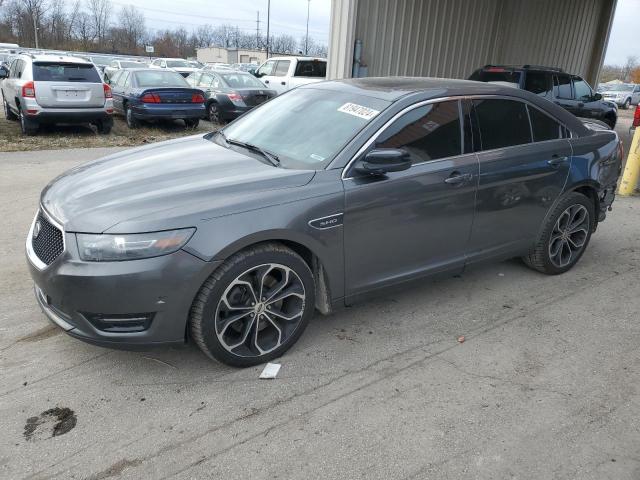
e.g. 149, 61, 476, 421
190, 243, 315, 367
623, 98, 631, 110
3, 99, 17, 121
207, 102, 223, 124
523, 192, 594, 275
184, 118, 199, 129
95, 119, 113, 134
19, 110, 38, 136
125, 105, 138, 129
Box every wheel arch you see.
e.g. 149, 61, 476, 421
205, 230, 336, 316
568, 182, 600, 228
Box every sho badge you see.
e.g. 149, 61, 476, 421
33, 220, 42, 239
308, 213, 344, 230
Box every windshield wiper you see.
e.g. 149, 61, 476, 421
227, 138, 281, 167
216, 129, 228, 145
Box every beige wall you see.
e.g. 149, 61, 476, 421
196, 47, 266, 65
329, 0, 616, 86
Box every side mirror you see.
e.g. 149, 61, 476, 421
593, 92, 602, 101
354, 148, 412, 175
0, 66, 8, 79
254, 71, 263, 78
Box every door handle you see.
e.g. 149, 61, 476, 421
281, 81, 286, 85
264, 80, 269, 83
577, 102, 584, 108
547, 155, 568, 167
444, 172, 472, 185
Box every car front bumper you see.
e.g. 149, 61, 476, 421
26, 214, 220, 349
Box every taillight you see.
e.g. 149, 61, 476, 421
227, 92, 242, 102
22, 81, 35, 98
486, 67, 505, 72
103, 83, 112, 99
191, 93, 205, 103
141, 93, 161, 103
633, 104, 640, 128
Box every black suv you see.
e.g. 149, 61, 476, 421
469, 65, 617, 128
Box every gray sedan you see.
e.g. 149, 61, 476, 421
26, 78, 623, 366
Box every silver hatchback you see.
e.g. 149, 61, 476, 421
0, 54, 114, 135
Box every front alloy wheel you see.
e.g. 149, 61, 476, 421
215, 264, 305, 357
190, 243, 315, 367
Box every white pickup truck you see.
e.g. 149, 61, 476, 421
254, 57, 326, 95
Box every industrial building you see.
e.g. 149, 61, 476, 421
327, 0, 617, 86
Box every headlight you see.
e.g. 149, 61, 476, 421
76, 228, 195, 261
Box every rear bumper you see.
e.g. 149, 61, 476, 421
26, 109, 113, 124
131, 103, 206, 120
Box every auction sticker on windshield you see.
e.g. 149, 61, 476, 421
338, 103, 380, 120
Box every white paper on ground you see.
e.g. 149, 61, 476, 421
259, 363, 281, 379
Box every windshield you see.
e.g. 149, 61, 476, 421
121, 61, 144, 68
219, 88, 391, 170
610, 84, 634, 92
219, 73, 265, 89
134, 70, 189, 87
167, 60, 190, 68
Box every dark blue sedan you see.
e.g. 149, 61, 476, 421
107, 69, 206, 129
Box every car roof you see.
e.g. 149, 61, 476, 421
307, 76, 591, 136
267, 56, 326, 62
20, 54, 93, 64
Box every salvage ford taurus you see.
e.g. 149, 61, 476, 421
26, 78, 623, 367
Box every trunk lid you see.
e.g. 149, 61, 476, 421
141, 88, 202, 104
236, 88, 276, 107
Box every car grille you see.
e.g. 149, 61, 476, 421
32, 212, 64, 265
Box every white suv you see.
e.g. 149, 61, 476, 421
0, 54, 114, 135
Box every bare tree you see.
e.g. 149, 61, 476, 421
118, 5, 145, 52
86, 0, 109, 43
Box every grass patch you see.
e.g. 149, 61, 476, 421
0, 114, 219, 152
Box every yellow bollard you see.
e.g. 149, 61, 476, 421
619, 127, 640, 196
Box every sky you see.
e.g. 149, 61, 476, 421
604, 0, 640, 65
118, 0, 332, 45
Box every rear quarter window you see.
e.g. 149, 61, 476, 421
528, 106, 564, 141
294, 61, 326, 78
33, 63, 101, 83
524, 72, 552, 97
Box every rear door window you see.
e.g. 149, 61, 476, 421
274, 60, 290, 77
294, 60, 326, 77
528, 106, 564, 142
377, 101, 462, 163
524, 72, 552, 97
33, 63, 101, 83
554, 75, 573, 99
473, 99, 532, 150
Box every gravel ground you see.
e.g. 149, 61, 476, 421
0, 146, 639, 480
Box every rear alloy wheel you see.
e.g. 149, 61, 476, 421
19, 110, 38, 136
623, 98, 631, 110
184, 118, 199, 129
125, 105, 138, 129
3, 99, 17, 121
208, 102, 222, 124
190, 243, 315, 367
523, 192, 594, 275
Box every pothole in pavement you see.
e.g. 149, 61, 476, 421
23, 407, 77, 441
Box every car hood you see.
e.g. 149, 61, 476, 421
41, 135, 315, 233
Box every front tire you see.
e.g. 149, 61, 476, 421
3, 99, 17, 121
523, 192, 594, 275
190, 243, 315, 367
623, 98, 631, 110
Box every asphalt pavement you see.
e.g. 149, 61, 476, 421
1, 144, 639, 480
